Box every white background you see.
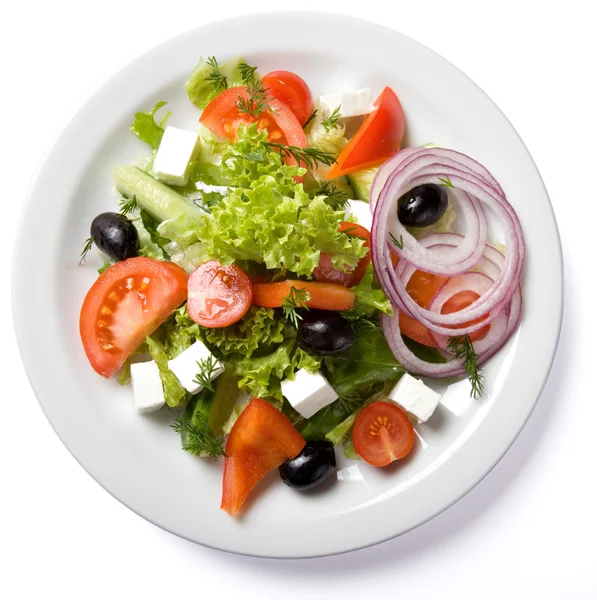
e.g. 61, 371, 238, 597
2, 1, 595, 598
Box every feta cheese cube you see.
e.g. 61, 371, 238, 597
281, 370, 338, 419
345, 199, 373, 230
167, 341, 224, 394
319, 88, 373, 119
130, 361, 165, 414
388, 374, 442, 423
153, 126, 200, 186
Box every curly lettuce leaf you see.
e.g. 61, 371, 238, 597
130, 101, 171, 150
348, 264, 394, 318
146, 335, 188, 408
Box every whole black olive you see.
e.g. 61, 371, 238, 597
397, 184, 448, 227
90, 212, 139, 261
279, 441, 336, 490
297, 309, 354, 355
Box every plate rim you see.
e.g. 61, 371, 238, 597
12, 10, 563, 558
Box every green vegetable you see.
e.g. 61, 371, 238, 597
193, 354, 221, 392
402, 335, 446, 364
343, 438, 360, 460
347, 166, 378, 202
281, 286, 310, 328
201, 306, 287, 359
447, 335, 484, 399
113, 165, 205, 222
195, 128, 366, 276
321, 106, 342, 132
130, 101, 171, 150
348, 265, 394, 318
185, 55, 251, 109
208, 369, 241, 435
146, 334, 188, 408
172, 389, 225, 458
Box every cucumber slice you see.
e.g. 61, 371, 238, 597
208, 369, 241, 435
347, 166, 379, 202
113, 165, 204, 222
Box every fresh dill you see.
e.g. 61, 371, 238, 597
205, 56, 228, 92
315, 181, 349, 210
264, 142, 336, 170
321, 105, 342, 132
118, 194, 138, 216
439, 176, 455, 188
282, 286, 310, 328
171, 412, 225, 459
236, 78, 274, 117
447, 335, 484, 399
193, 354, 220, 392
80, 236, 94, 265
390, 232, 404, 249
238, 61, 258, 84
303, 109, 318, 129
335, 391, 362, 416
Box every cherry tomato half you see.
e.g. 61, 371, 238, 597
261, 70, 314, 126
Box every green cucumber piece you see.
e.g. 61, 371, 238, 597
113, 165, 204, 222
347, 166, 379, 202
208, 369, 241, 435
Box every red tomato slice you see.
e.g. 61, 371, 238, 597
187, 260, 253, 328
252, 280, 355, 311
352, 401, 415, 467
261, 70, 314, 126
221, 398, 306, 516
325, 87, 405, 179
80, 257, 188, 378
314, 222, 371, 287
199, 87, 306, 153
399, 271, 490, 347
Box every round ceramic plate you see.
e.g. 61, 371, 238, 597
13, 12, 562, 558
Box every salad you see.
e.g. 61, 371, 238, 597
78, 56, 524, 517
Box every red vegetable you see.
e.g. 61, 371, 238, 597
262, 70, 314, 126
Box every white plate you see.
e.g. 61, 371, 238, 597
12, 12, 562, 558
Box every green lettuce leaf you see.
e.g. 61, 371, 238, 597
146, 335, 188, 408
348, 264, 394, 318
130, 101, 171, 150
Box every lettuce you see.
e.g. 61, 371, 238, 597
130, 101, 171, 150
348, 265, 394, 318
146, 335, 188, 408
195, 127, 366, 276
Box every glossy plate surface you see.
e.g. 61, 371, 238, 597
13, 12, 562, 557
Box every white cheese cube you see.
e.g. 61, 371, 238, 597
345, 199, 373, 230
388, 374, 442, 423
167, 341, 224, 394
281, 370, 338, 419
130, 361, 165, 414
153, 126, 200, 186
319, 88, 373, 119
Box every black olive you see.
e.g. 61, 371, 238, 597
90, 212, 139, 261
279, 441, 336, 490
397, 184, 448, 227
297, 309, 354, 355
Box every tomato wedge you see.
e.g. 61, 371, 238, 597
221, 398, 306, 516
80, 257, 188, 378
187, 260, 253, 328
352, 401, 415, 467
199, 87, 306, 150
325, 87, 405, 179
261, 70, 314, 126
313, 222, 371, 287
252, 280, 356, 311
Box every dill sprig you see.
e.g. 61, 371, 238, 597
322, 105, 342, 132
171, 412, 225, 459
193, 355, 220, 392
205, 56, 228, 92
439, 176, 455, 188
236, 78, 274, 118
80, 236, 94, 265
334, 391, 362, 416
390, 232, 404, 249
303, 109, 318, 129
264, 142, 336, 170
238, 61, 258, 84
447, 335, 484, 399
315, 181, 349, 210
118, 194, 138, 216
282, 286, 310, 328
